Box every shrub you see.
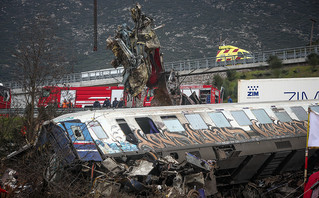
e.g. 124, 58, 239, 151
307, 53, 319, 71
226, 70, 237, 81
222, 80, 231, 101
0, 116, 25, 158
240, 74, 246, 79
267, 55, 282, 69
213, 74, 224, 89
272, 69, 281, 78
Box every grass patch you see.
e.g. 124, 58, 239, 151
236, 65, 319, 80
0, 116, 26, 158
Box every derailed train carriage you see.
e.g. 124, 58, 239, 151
39, 100, 319, 196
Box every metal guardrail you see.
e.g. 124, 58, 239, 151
164, 45, 318, 71
3, 45, 318, 89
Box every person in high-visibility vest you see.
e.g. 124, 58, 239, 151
62, 99, 68, 108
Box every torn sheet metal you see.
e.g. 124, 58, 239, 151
161, 155, 179, 165
106, 3, 164, 97
184, 172, 205, 189
185, 152, 211, 171
93, 179, 121, 197
5, 144, 32, 160
101, 158, 125, 176
1, 169, 18, 189
128, 160, 154, 176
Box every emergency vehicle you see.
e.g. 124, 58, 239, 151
0, 83, 11, 109
38, 86, 124, 108
216, 45, 253, 62
143, 85, 221, 107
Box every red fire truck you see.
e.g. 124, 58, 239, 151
143, 85, 222, 107
38, 86, 124, 108
0, 83, 11, 109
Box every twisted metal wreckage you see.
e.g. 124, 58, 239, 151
106, 3, 163, 97
106, 3, 192, 107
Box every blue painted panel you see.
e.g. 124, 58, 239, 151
51, 124, 77, 164
63, 122, 93, 142
77, 150, 102, 161
107, 142, 139, 153
63, 122, 102, 161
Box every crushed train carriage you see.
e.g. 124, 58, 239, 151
38, 100, 319, 196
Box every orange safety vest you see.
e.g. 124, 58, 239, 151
62, 102, 68, 108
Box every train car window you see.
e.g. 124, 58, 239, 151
291, 106, 308, 121
161, 116, 185, 132
231, 111, 252, 126
310, 106, 319, 113
147, 89, 154, 97
208, 112, 231, 127
135, 117, 160, 134
273, 110, 292, 122
116, 119, 138, 144
251, 109, 272, 124
88, 121, 108, 139
42, 89, 51, 97
70, 125, 85, 140
185, 114, 208, 130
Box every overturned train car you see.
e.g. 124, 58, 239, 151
39, 100, 319, 195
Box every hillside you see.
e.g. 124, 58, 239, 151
1, 0, 318, 81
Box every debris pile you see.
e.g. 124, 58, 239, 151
106, 3, 164, 97
106, 3, 205, 107
0, 168, 32, 196
91, 152, 217, 197
0, 144, 312, 197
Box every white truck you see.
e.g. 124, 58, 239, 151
238, 77, 319, 103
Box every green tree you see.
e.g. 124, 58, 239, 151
267, 55, 282, 69
267, 55, 282, 77
233, 81, 238, 101
213, 74, 224, 89
222, 79, 231, 102
226, 70, 237, 81
307, 53, 319, 72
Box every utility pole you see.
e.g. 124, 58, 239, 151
310, 19, 316, 47
93, 0, 97, 51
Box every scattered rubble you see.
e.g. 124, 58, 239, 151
1, 146, 313, 197
88, 152, 217, 197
